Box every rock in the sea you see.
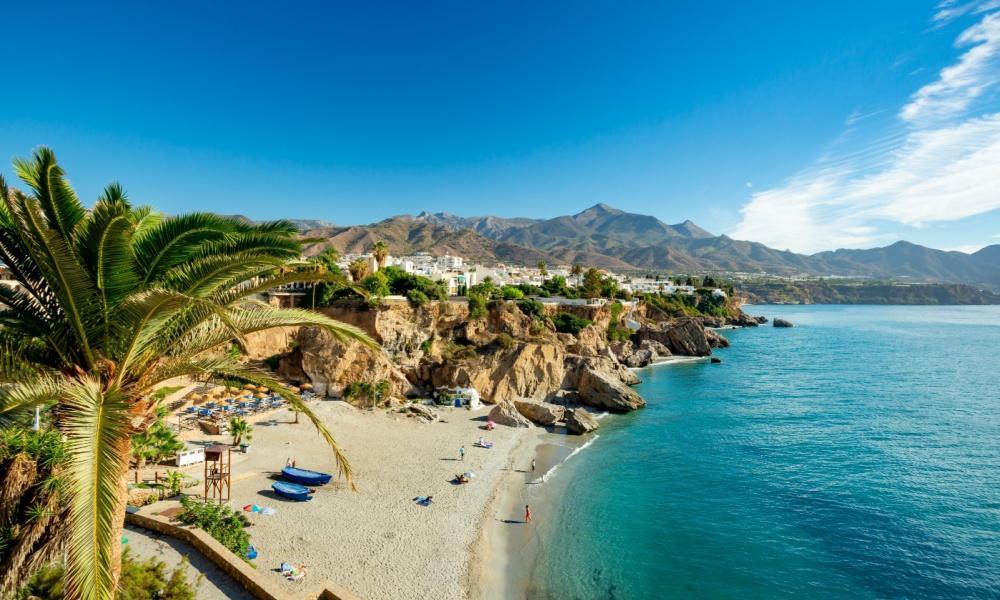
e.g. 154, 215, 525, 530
710, 357, 722, 364
488, 401, 534, 428
565, 408, 599, 434
773, 318, 794, 328
406, 403, 439, 421
609, 340, 655, 368
514, 399, 565, 426
705, 329, 730, 348
638, 339, 671, 357
575, 365, 645, 412
637, 318, 712, 357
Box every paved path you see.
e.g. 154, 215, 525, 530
124, 524, 254, 600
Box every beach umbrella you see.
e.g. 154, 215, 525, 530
254, 392, 266, 398
463, 471, 475, 479
300, 383, 313, 390
244, 383, 256, 390
260, 387, 270, 393
290, 386, 301, 393
228, 386, 240, 393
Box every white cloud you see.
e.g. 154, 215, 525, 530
902, 12, 1000, 123
933, 0, 1000, 25
731, 11, 1000, 254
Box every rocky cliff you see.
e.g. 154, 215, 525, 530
257, 298, 764, 428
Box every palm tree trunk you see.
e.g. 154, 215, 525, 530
106, 443, 131, 595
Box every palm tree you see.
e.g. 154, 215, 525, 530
0, 148, 377, 599
0, 427, 70, 596
348, 258, 370, 282
229, 417, 252, 446
537, 260, 547, 277
571, 263, 583, 287
372, 240, 389, 270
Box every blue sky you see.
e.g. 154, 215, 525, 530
1, 1, 998, 254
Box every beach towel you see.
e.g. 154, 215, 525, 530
261, 507, 276, 515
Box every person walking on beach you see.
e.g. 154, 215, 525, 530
524, 504, 532, 523
531, 458, 536, 472
459, 446, 465, 461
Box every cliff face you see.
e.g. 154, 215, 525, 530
259, 298, 763, 416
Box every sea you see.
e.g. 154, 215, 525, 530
520, 305, 1000, 599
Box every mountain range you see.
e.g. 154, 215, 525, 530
295, 203, 1000, 289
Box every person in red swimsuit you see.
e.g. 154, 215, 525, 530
525, 504, 532, 523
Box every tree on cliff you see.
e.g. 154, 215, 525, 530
372, 240, 389, 270
582, 267, 604, 298
348, 258, 371, 282
0, 148, 377, 599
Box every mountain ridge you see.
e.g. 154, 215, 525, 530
290, 203, 998, 288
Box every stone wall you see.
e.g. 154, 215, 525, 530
124, 511, 359, 600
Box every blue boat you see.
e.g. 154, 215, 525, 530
272, 481, 312, 501
281, 466, 333, 486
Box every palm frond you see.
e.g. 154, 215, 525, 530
168, 306, 377, 359
5, 191, 99, 368
12, 147, 87, 244
61, 378, 130, 600
214, 266, 348, 305
74, 197, 140, 333
159, 252, 289, 298
210, 364, 356, 489
0, 377, 60, 427
110, 289, 224, 379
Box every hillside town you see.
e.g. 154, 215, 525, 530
268, 250, 707, 304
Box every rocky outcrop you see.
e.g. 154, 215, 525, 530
610, 339, 671, 368
773, 318, 794, 328
406, 403, 439, 422
571, 358, 645, 412
488, 401, 533, 428
705, 329, 730, 348
416, 342, 565, 403
242, 326, 300, 360
295, 327, 417, 398
730, 311, 767, 327
514, 399, 565, 426
565, 409, 599, 434
633, 318, 714, 357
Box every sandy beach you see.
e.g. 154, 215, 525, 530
169, 399, 543, 600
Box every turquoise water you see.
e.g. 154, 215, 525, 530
528, 305, 1000, 599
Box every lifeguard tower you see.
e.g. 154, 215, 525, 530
203, 444, 232, 503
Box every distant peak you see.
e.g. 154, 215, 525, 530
576, 203, 623, 217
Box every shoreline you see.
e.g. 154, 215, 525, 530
471, 426, 599, 600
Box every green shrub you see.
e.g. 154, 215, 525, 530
442, 341, 478, 361
528, 319, 546, 336
19, 548, 201, 600
407, 289, 429, 307
361, 271, 391, 297
552, 312, 592, 335
468, 294, 488, 320
607, 301, 632, 342
177, 497, 252, 560
495, 333, 516, 350
515, 298, 544, 319
501, 286, 524, 300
